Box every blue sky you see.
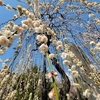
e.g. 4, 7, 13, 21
0, 0, 100, 69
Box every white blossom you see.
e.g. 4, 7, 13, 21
71, 70, 79, 78
49, 53, 54, 59
35, 27, 43, 33
56, 45, 63, 50
0, 36, 9, 46
83, 89, 91, 98
6, 4, 12, 10
39, 44, 48, 53
90, 41, 95, 46
89, 13, 95, 18
41, 35, 48, 43
0, 0, 3, 6
63, 60, 70, 66
48, 89, 55, 99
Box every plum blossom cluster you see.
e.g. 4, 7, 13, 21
46, 71, 58, 79
46, 71, 58, 99
59, 43, 100, 99
0, 0, 57, 55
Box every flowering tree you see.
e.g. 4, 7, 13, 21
0, 0, 100, 100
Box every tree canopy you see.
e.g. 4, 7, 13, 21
0, 0, 100, 100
